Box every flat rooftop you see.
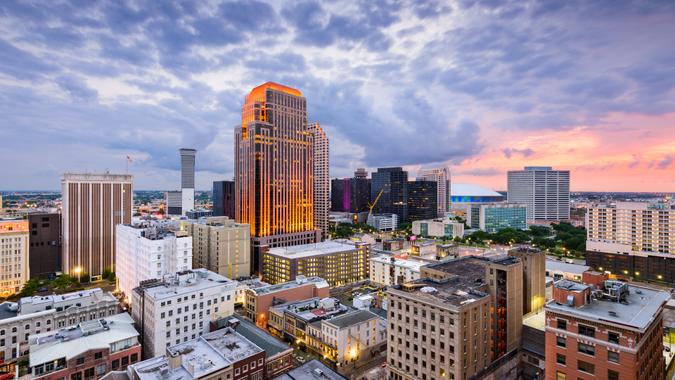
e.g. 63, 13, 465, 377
545, 259, 590, 276
272, 297, 349, 323
267, 240, 363, 259
251, 276, 329, 296
134, 269, 234, 300
274, 359, 345, 380
370, 254, 426, 272
324, 309, 379, 329
546, 284, 670, 331
232, 318, 292, 358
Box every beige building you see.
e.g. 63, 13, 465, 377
508, 246, 546, 314
309, 122, 329, 241
411, 218, 464, 238
0, 219, 29, 296
369, 254, 426, 286
182, 216, 251, 278
417, 167, 450, 216
322, 309, 386, 368
61, 172, 132, 279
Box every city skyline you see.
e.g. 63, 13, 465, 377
1, 1, 675, 192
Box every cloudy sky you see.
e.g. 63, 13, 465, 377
1, 0, 674, 192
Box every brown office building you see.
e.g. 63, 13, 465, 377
508, 246, 546, 314
387, 256, 524, 380
28, 213, 61, 277
235, 82, 320, 273
61, 173, 132, 280
545, 272, 668, 380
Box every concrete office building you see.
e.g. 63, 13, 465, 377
507, 166, 570, 222
27, 213, 61, 277
465, 203, 528, 233
180, 148, 196, 216
508, 247, 546, 314
369, 254, 426, 286
371, 167, 409, 223
0, 288, 119, 364
182, 216, 251, 279
262, 240, 369, 286
367, 213, 398, 231
0, 219, 29, 296
130, 269, 236, 358
411, 218, 464, 238
28, 313, 140, 380
61, 172, 132, 279
417, 167, 450, 216
309, 123, 329, 241
243, 276, 330, 328
212, 180, 235, 218
115, 222, 193, 301
407, 180, 437, 222
585, 202, 675, 282
165, 190, 183, 216
235, 82, 320, 273
545, 272, 668, 380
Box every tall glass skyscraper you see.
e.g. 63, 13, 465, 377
371, 167, 409, 223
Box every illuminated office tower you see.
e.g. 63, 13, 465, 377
0, 219, 29, 296
61, 173, 132, 280
417, 167, 450, 216
235, 82, 319, 273
180, 148, 196, 216
309, 122, 329, 240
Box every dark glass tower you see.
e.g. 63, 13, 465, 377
371, 167, 409, 222
212, 180, 235, 218
408, 180, 438, 221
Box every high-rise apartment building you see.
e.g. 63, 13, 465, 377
235, 82, 319, 273
165, 190, 182, 216
115, 222, 192, 300
309, 122, 329, 240
507, 166, 570, 222
407, 180, 437, 221
180, 148, 196, 216
212, 180, 235, 218
0, 219, 29, 296
417, 167, 450, 216
371, 167, 408, 223
182, 216, 251, 279
545, 272, 668, 380
262, 240, 369, 286
27, 213, 61, 277
131, 269, 236, 358
585, 201, 675, 283
61, 173, 132, 279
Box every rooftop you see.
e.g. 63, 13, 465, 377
273, 359, 345, 380
370, 254, 426, 272
545, 259, 590, 276
272, 297, 350, 323
546, 283, 670, 331
324, 309, 380, 329
231, 318, 292, 358
451, 183, 502, 197
29, 313, 139, 367
134, 269, 234, 300
250, 276, 329, 296
266, 240, 364, 259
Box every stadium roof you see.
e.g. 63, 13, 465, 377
451, 183, 502, 197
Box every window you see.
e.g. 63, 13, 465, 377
84, 368, 95, 378
608, 369, 619, 380
578, 342, 595, 356
557, 319, 566, 330
556, 354, 566, 365
131, 353, 138, 363
112, 360, 120, 371
578, 360, 595, 374
96, 364, 107, 375
556, 371, 566, 380
556, 336, 566, 347
608, 351, 619, 363
121, 356, 129, 366
608, 331, 620, 344
76, 357, 85, 365
578, 324, 595, 338
94, 352, 103, 360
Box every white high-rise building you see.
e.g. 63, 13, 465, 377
180, 148, 196, 216
115, 223, 192, 301
130, 269, 236, 358
309, 123, 329, 240
586, 201, 675, 256
507, 166, 570, 223
417, 167, 450, 216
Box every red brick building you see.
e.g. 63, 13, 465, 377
544, 272, 668, 380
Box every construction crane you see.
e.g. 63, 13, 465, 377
367, 188, 385, 221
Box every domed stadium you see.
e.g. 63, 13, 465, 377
450, 183, 505, 203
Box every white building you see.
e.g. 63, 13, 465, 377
116, 223, 192, 301
507, 166, 570, 222
411, 218, 464, 238
369, 254, 426, 286
545, 259, 590, 282
586, 201, 675, 256
130, 269, 236, 358
367, 213, 398, 231
0, 219, 29, 296
417, 168, 451, 216
180, 148, 196, 216
0, 288, 119, 362
321, 310, 386, 367
309, 123, 330, 241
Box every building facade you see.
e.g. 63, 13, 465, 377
417, 167, 450, 216
367, 213, 398, 231
235, 82, 319, 274
27, 213, 61, 277
212, 180, 235, 218
508, 247, 546, 314
407, 181, 438, 222
61, 173, 132, 279
371, 167, 409, 223
369, 254, 425, 286
28, 313, 140, 380
262, 240, 369, 286
180, 148, 196, 216
130, 269, 236, 358
309, 123, 329, 241
331, 177, 371, 213
411, 218, 464, 239
507, 166, 570, 223
165, 190, 182, 216
464, 203, 528, 233
544, 273, 668, 380
115, 223, 193, 301
0, 219, 29, 296
182, 216, 251, 279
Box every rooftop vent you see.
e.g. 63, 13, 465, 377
420, 287, 437, 294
